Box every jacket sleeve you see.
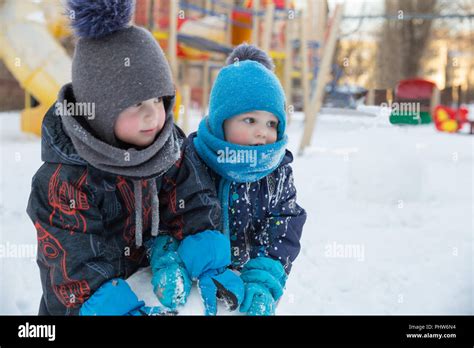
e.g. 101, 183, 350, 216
158, 137, 222, 241
27, 164, 115, 315
262, 164, 306, 275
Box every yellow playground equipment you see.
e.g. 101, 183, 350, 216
0, 0, 182, 136
0, 0, 72, 136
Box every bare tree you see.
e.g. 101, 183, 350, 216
376, 0, 438, 88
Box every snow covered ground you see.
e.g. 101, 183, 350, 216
1, 107, 472, 315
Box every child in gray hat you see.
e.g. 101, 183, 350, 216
27, 0, 231, 316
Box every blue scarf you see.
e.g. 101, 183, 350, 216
194, 117, 288, 237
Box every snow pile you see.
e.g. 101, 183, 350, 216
347, 130, 424, 203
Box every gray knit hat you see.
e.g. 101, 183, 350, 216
63, 0, 181, 247
68, 0, 175, 146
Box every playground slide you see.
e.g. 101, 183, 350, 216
0, 0, 71, 135
176, 16, 231, 59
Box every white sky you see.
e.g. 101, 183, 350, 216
296, 0, 472, 37
328, 0, 383, 12
295, 0, 383, 13
294, 0, 385, 37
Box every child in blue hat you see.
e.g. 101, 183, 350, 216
177, 44, 306, 315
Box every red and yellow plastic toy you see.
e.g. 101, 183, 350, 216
433, 106, 469, 133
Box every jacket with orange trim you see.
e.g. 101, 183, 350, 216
27, 106, 221, 315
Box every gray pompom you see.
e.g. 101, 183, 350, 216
225, 43, 275, 71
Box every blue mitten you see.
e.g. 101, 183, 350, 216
178, 230, 244, 315
128, 306, 177, 316
198, 268, 245, 316
150, 235, 192, 310
80, 278, 173, 316
239, 257, 287, 316
177, 230, 231, 280
240, 283, 275, 315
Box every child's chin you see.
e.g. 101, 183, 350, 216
139, 138, 156, 147
137, 131, 163, 147
127, 136, 155, 148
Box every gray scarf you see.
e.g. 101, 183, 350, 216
58, 84, 181, 247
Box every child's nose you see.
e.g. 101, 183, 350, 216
255, 126, 267, 138
143, 103, 158, 120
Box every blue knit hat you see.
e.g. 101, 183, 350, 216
207, 46, 286, 141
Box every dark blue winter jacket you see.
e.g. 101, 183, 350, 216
27, 107, 221, 315
189, 133, 306, 274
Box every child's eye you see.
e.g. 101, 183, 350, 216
267, 121, 278, 128
135, 102, 142, 107
243, 117, 255, 124
154, 97, 163, 104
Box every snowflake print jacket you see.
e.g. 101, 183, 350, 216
27, 107, 221, 315
189, 133, 306, 275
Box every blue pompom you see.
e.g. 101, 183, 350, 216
67, 0, 135, 39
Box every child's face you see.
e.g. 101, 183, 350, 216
114, 97, 166, 147
223, 111, 278, 146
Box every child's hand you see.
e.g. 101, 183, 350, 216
177, 230, 231, 280
151, 255, 191, 309
239, 257, 287, 316
240, 282, 276, 315
79, 278, 152, 316
150, 236, 192, 310
177, 230, 243, 315
198, 268, 244, 316
129, 305, 177, 316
